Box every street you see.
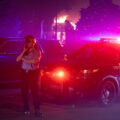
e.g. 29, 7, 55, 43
0, 89, 120, 120
1, 0, 120, 120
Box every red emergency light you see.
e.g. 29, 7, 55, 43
100, 38, 120, 44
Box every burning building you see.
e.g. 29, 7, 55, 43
52, 10, 79, 46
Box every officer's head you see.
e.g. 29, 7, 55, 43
25, 35, 36, 49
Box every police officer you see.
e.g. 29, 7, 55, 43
16, 35, 42, 117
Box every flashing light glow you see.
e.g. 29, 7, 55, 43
99, 38, 120, 44
117, 38, 120, 44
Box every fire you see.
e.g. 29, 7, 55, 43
54, 16, 67, 24
53, 15, 76, 30
52, 14, 77, 44
70, 22, 76, 30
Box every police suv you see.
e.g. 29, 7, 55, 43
41, 38, 120, 106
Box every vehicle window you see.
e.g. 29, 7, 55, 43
90, 45, 120, 64
73, 43, 120, 64
0, 41, 24, 53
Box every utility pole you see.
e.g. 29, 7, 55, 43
55, 0, 58, 40
40, 20, 44, 39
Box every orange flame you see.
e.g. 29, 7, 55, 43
70, 22, 76, 30
53, 15, 76, 30
54, 16, 67, 24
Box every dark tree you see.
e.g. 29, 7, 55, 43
0, 0, 21, 37
76, 0, 120, 39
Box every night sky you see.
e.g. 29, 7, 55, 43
0, 0, 120, 38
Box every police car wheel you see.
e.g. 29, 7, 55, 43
99, 81, 117, 106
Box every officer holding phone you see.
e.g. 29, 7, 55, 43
16, 35, 42, 117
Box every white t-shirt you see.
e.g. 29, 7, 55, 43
22, 49, 41, 71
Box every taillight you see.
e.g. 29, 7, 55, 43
43, 68, 70, 82
53, 70, 65, 78
52, 68, 69, 81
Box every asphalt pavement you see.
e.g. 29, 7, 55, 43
0, 89, 120, 120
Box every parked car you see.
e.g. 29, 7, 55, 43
0, 38, 65, 88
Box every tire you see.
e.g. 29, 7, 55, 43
99, 81, 117, 106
